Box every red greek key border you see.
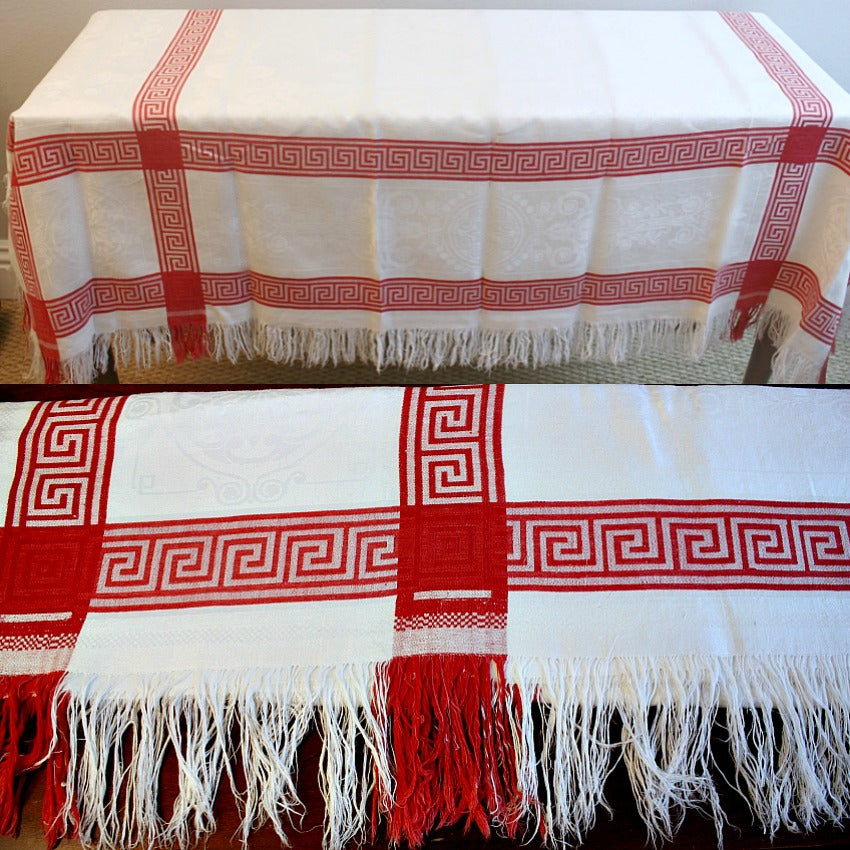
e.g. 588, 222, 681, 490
91, 509, 399, 610
6, 182, 61, 378
36, 262, 841, 345
720, 13, 831, 125
1, 398, 126, 664
9, 127, 850, 186
506, 500, 850, 591
132, 11, 222, 131
7, 398, 125, 527
397, 386, 506, 653
131, 10, 221, 352
720, 12, 834, 328
81, 499, 850, 612
401, 386, 505, 507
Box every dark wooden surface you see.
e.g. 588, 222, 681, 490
0, 381, 836, 406
11, 726, 849, 850
742, 335, 776, 384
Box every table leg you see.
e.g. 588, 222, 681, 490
742, 334, 775, 384
92, 346, 120, 384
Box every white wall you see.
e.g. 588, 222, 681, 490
2, 0, 849, 248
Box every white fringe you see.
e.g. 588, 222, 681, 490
770, 345, 826, 385
505, 654, 850, 848
52, 655, 850, 849
56, 664, 390, 850
757, 307, 826, 384
43, 306, 822, 383
50, 328, 174, 384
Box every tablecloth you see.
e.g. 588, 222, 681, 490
7, 10, 850, 383
0, 385, 848, 848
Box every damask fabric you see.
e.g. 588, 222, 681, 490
6, 11, 850, 383
0, 385, 849, 849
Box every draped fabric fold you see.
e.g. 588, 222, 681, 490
8, 10, 850, 382
1, 385, 849, 846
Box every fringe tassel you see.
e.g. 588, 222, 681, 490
169, 322, 209, 364
44, 690, 73, 848
56, 664, 389, 850
383, 655, 523, 846
748, 307, 823, 384
54, 328, 174, 384
506, 655, 850, 846
0, 673, 68, 844
20, 654, 850, 848
730, 305, 758, 341
770, 344, 829, 384
37, 305, 822, 384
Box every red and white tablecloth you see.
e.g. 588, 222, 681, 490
6, 10, 850, 382
0, 385, 848, 847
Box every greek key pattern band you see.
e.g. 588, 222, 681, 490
91, 510, 400, 610
401, 386, 504, 507
506, 501, 850, 590
85, 500, 850, 611
10, 127, 850, 186
36, 262, 841, 345
1, 397, 126, 666
131, 10, 221, 347
396, 386, 508, 652
7, 398, 126, 528
43, 268, 748, 329
720, 12, 834, 326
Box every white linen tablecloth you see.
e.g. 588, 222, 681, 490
7, 10, 850, 381
0, 385, 848, 847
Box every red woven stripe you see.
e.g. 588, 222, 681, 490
7, 398, 126, 527
90, 508, 399, 610
10, 126, 850, 186
0, 397, 125, 665
6, 183, 61, 381
719, 12, 834, 337
384, 386, 519, 843
33, 262, 840, 347
60, 498, 850, 612
131, 10, 221, 360
0, 398, 126, 841
395, 386, 507, 651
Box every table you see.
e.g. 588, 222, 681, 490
7, 10, 850, 382
1, 384, 848, 847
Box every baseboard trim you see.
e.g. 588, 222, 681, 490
0, 239, 17, 300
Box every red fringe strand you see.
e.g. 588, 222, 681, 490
0, 673, 70, 846
383, 654, 523, 847
170, 321, 209, 363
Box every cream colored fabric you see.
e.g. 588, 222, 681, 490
8, 11, 850, 381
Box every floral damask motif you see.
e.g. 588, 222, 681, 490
611, 195, 708, 250
125, 392, 350, 507
377, 185, 598, 278
501, 190, 596, 274
377, 186, 484, 276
